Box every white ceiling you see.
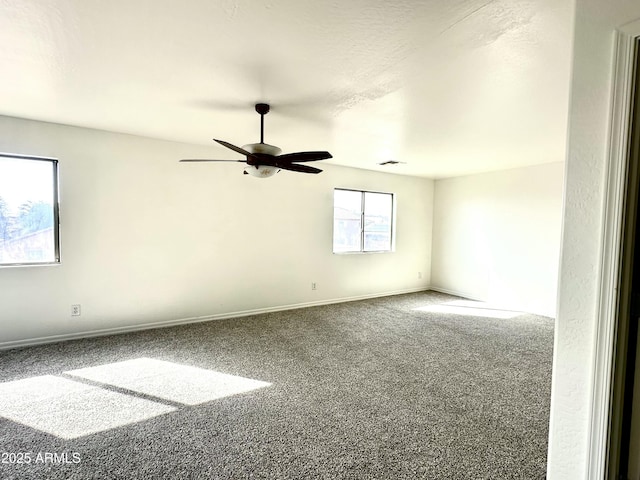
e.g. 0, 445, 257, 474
0, 0, 573, 178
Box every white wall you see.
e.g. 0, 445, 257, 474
430, 162, 564, 318
549, 1, 640, 479
0, 115, 433, 348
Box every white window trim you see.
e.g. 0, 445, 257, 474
0, 152, 61, 267
332, 188, 395, 254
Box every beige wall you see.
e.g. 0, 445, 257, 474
0, 115, 433, 347
431, 162, 564, 318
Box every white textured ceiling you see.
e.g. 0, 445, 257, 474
0, 0, 573, 178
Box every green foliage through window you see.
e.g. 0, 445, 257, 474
0, 154, 59, 265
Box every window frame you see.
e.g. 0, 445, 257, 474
0, 152, 60, 267
332, 187, 394, 254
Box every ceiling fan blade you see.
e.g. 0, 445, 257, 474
277, 163, 323, 174
179, 159, 246, 163
214, 139, 258, 159
277, 151, 332, 163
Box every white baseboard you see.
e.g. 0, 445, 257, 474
0, 287, 429, 351
427, 285, 483, 301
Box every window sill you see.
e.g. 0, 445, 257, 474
0, 261, 61, 269
333, 250, 394, 255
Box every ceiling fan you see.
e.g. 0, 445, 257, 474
180, 103, 332, 177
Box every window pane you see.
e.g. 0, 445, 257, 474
363, 192, 392, 251
333, 189, 362, 252
0, 156, 59, 265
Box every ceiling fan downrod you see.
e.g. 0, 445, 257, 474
255, 103, 270, 144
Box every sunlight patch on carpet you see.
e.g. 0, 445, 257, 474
0, 375, 175, 439
66, 358, 271, 405
414, 299, 522, 319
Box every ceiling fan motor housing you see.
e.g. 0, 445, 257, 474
242, 142, 282, 156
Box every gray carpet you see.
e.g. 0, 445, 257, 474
0, 291, 553, 479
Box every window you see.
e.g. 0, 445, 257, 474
0, 153, 60, 266
333, 188, 393, 253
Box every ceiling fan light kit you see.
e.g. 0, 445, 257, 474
180, 103, 331, 178
244, 164, 280, 177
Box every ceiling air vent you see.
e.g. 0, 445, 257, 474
378, 160, 406, 166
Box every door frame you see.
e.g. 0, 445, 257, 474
589, 19, 640, 479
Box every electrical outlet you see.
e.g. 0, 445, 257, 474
71, 304, 81, 316
311, 282, 317, 290
418, 272, 422, 279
